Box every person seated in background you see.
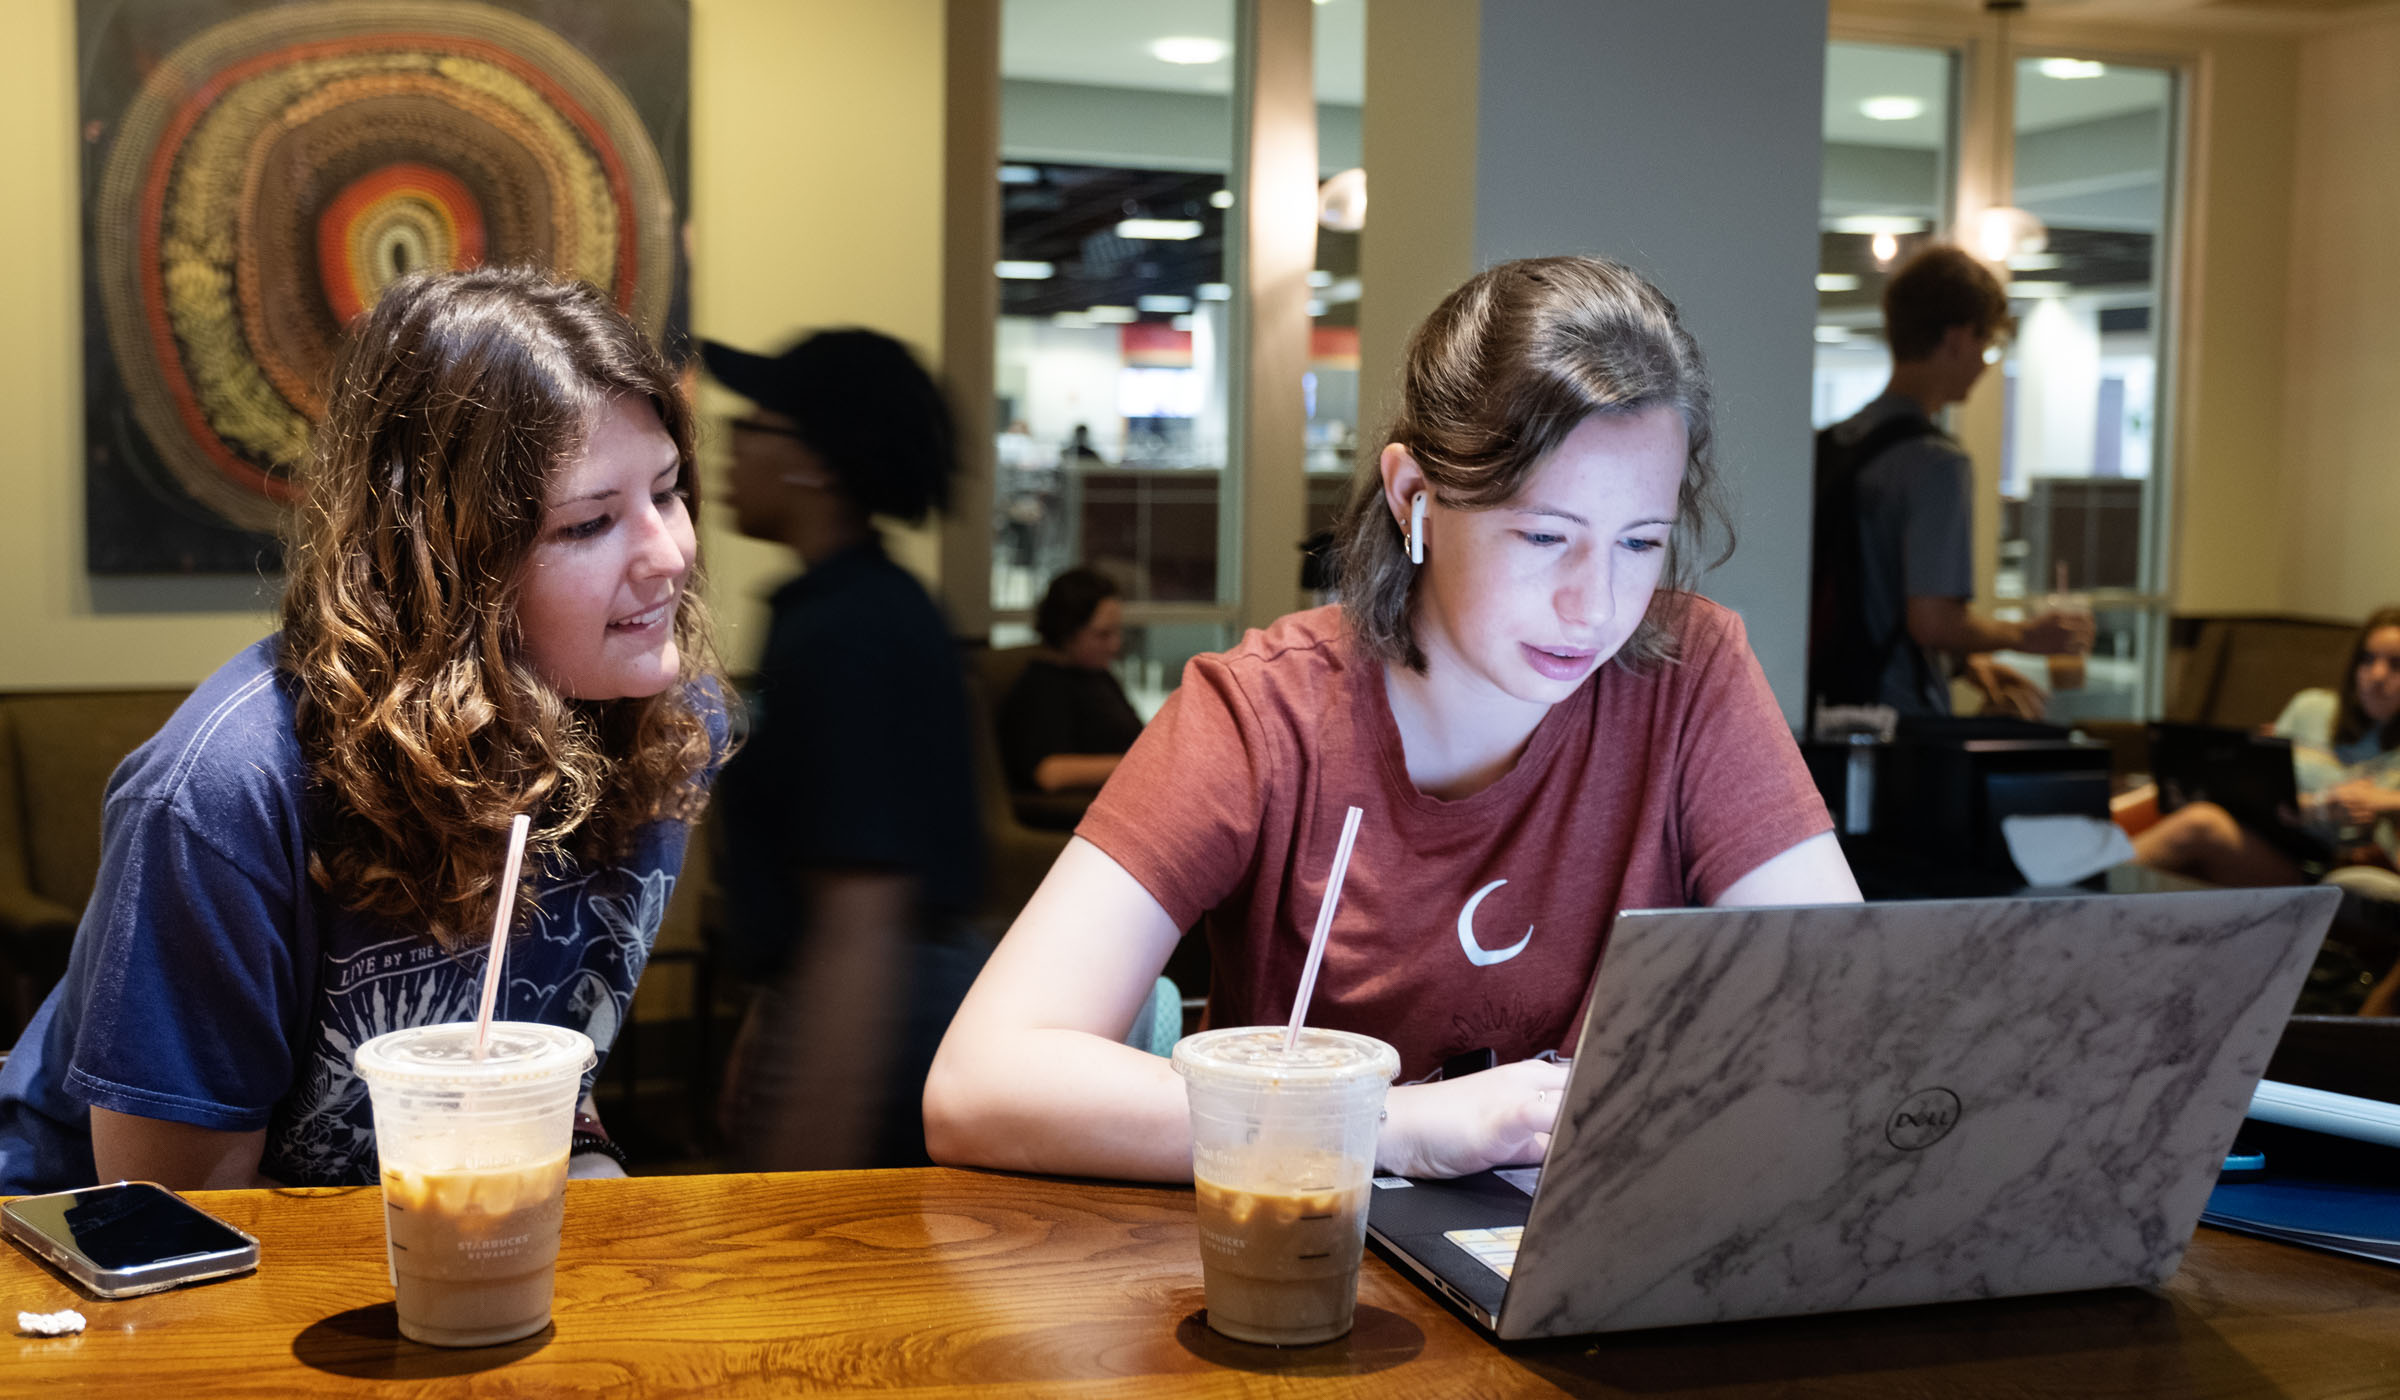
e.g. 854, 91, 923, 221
2136, 608, 2400, 891
924, 256, 1858, 1185
998, 566, 1145, 809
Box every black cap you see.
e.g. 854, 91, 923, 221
701, 329, 956, 524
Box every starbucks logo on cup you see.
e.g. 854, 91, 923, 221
1885, 1088, 1961, 1151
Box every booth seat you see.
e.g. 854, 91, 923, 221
0, 689, 191, 1039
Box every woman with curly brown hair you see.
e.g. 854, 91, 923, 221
0, 266, 726, 1193
926, 257, 1857, 1183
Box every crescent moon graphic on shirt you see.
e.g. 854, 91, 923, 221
1458, 879, 1534, 967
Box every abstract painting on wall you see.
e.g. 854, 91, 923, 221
79, 0, 688, 574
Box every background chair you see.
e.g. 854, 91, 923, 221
0, 689, 190, 1039
2166, 615, 2359, 729
959, 644, 1071, 930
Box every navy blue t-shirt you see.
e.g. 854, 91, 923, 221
0, 639, 721, 1192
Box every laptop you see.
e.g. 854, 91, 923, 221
1365, 886, 2339, 1339
2148, 721, 2300, 833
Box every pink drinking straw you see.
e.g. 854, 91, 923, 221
1282, 805, 1365, 1054
471, 814, 533, 1061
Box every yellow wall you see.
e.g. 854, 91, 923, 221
1356, 0, 1479, 444
690, 0, 948, 672
2279, 11, 2400, 621
2162, 32, 2299, 616
0, 0, 948, 690
0, 1, 278, 689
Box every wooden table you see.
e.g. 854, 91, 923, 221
6, 1170, 2399, 1396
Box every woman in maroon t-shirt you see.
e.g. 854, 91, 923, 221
926, 257, 1860, 1182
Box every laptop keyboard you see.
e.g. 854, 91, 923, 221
1444, 1225, 1524, 1280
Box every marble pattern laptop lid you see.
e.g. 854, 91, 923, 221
1498, 886, 2339, 1339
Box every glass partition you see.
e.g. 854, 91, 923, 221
1814, 42, 1955, 429
1991, 56, 2176, 722
993, 0, 1242, 712
1305, 0, 1365, 576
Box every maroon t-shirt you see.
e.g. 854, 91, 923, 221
1078, 597, 1832, 1084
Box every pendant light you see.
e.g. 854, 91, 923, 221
1975, 0, 2048, 265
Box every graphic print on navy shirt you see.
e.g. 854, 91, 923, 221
265, 862, 674, 1185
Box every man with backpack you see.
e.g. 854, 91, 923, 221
1810, 244, 2092, 719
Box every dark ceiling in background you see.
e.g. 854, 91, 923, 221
1818, 225, 2161, 328
999, 162, 1359, 327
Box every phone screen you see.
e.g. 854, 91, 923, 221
10, 1183, 251, 1269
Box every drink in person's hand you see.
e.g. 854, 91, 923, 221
381, 1153, 570, 1347
354, 1022, 595, 1348
1194, 1148, 1372, 1344
1173, 1027, 1398, 1346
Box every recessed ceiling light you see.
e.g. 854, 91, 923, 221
1117, 218, 1204, 240
1816, 273, 1861, 292
995, 260, 1054, 280
1209, 189, 1234, 209
1150, 36, 1228, 66
1830, 215, 1928, 236
1859, 96, 1925, 122
1087, 305, 1139, 323
1137, 295, 1193, 313
2039, 58, 2107, 80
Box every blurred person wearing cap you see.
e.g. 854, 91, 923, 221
702, 328, 984, 1170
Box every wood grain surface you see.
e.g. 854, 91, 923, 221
4, 1169, 2398, 1397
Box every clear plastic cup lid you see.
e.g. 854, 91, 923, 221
352, 1021, 596, 1088
1171, 1026, 1399, 1088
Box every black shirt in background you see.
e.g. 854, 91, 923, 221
996, 656, 1145, 793
715, 536, 985, 982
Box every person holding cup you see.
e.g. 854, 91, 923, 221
925, 257, 1861, 1188
0, 266, 727, 1196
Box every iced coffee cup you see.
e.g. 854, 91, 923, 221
1172, 1026, 1400, 1346
353, 1022, 595, 1347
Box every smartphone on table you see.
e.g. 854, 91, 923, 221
4, 1181, 259, 1298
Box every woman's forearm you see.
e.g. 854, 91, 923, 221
924, 1026, 1192, 1180
1032, 753, 1123, 792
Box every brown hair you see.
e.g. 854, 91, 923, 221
1034, 566, 1121, 650
1881, 244, 2012, 362
280, 265, 725, 950
1334, 256, 1731, 674
2335, 606, 2400, 751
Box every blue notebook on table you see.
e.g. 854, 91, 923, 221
2203, 1081, 2400, 1266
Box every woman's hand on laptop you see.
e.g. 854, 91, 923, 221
1375, 1058, 1569, 1179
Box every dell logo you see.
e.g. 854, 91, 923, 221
1885, 1088, 1962, 1151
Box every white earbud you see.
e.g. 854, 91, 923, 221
1408, 491, 1428, 565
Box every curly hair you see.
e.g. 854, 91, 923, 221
280, 266, 725, 951
1335, 256, 1733, 674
